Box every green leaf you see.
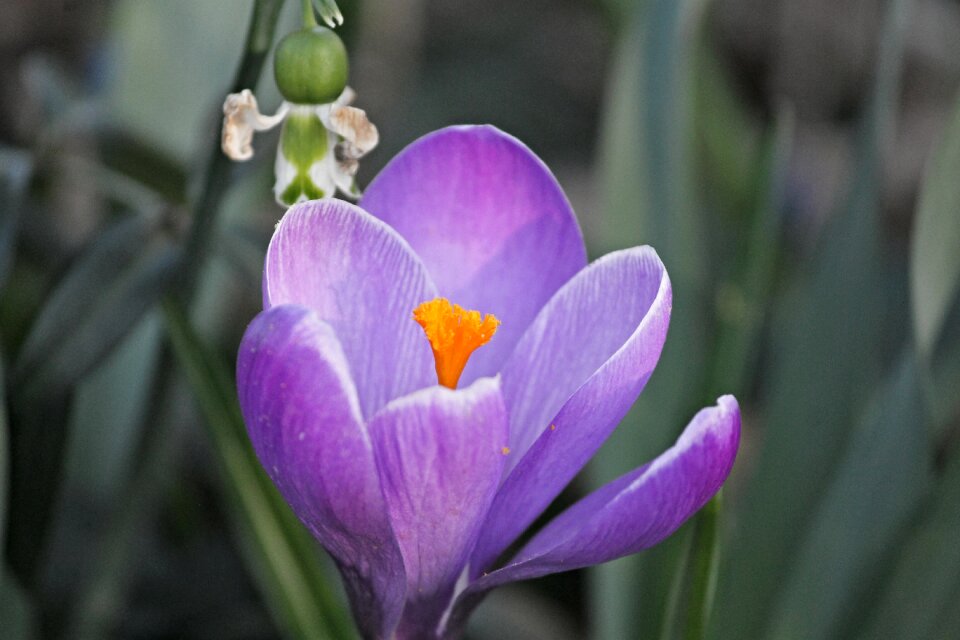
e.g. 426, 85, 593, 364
14, 215, 180, 395
923, 291, 960, 431
163, 300, 355, 640
0, 354, 17, 611
856, 449, 960, 640
0, 349, 7, 550
0, 147, 32, 291
707, 106, 794, 398
0, 567, 35, 640
66, 1, 292, 635
5, 389, 71, 587
692, 49, 762, 225
7, 215, 178, 588
96, 128, 188, 205
709, 1, 913, 637
656, 492, 723, 640
766, 353, 933, 640
911, 91, 960, 359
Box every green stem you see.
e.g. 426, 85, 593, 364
178, 0, 286, 303
68, 2, 289, 637
301, 0, 318, 27
656, 493, 722, 640
683, 492, 722, 640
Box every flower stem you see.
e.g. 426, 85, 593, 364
301, 0, 318, 27
68, 2, 289, 637
682, 492, 722, 640
177, 0, 286, 304
656, 491, 722, 640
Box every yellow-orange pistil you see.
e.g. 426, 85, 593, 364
412, 297, 500, 389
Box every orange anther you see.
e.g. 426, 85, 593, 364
413, 298, 499, 389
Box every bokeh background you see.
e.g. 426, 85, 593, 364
2, 0, 960, 638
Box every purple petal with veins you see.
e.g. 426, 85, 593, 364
238, 126, 740, 639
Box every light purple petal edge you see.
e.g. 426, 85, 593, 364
470, 246, 672, 574
478, 395, 739, 590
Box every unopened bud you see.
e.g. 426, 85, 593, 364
274, 27, 348, 105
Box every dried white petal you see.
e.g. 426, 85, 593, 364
321, 105, 380, 160
221, 90, 288, 161
307, 93, 377, 200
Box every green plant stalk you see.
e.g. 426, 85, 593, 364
684, 492, 722, 640
178, 0, 286, 303
69, 1, 289, 636
0, 350, 8, 551
163, 1, 357, 635
301, 0, 318, 27
164, 1, 354, 635
657, 526, 693, 640
656, 492, 722, 640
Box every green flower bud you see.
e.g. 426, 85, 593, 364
274, 27, 348, 105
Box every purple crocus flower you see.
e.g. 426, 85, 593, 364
237, 126, 740, 640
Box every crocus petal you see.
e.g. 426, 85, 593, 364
470, 246, 671, 573
360, 125, 587, 383
445, 397, 740, 637
237, 304, 406, 639
263, 199, 439, 418
368, 377, 508, 638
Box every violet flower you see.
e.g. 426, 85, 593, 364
237, 126, 740, 639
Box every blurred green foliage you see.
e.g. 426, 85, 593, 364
1, 0, 959, 638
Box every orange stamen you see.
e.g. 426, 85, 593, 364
412, 297, 500, 389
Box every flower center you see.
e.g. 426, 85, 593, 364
413, 298, 500, 389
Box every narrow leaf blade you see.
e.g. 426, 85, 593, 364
856, 450, 960, 640
767, 354, 934, 640
710, 1, 913, 636
911, 91, 960, 358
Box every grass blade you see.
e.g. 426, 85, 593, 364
0, 148, 32, 291
856, 448, 960, 640
710, 1, 913, 636
14, 214, 180, 394
767, 353, 933, 639
910, 91, 960, 360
